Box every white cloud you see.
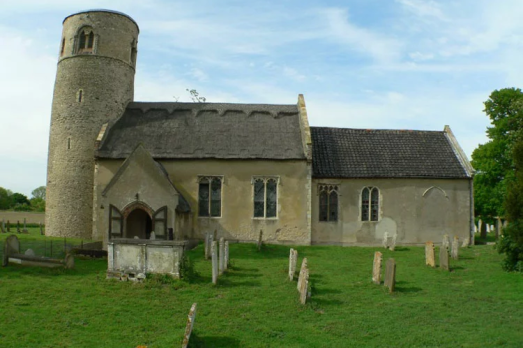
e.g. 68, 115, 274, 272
395, 0, 447, 21
318, 8, 404, 63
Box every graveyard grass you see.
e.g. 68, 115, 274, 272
1, 231, 523, 347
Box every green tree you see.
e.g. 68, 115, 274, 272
471, 88, 523, 218
498, 140, 523, 271
0, 187, 11, 210
31, 186, 46, 200
10, 192, 30, 207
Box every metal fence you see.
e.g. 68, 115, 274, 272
0, 238, 102, 260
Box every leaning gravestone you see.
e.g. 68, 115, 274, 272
288, 249, 298, 281
384, 258, 396, 293
224, 241, 229, 271
425, 241, 435, 267
451, 237, 459, 260
299, 267, 309, 305
439, 247, 450, 271
372, 251, 382, 285
219, 237, 225, 275
211, 241, 218, 284
181, 303, 197, 348
382, 232, 389, 249
297, 258, 308, 291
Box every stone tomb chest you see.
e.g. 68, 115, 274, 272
108, 239, 190, 279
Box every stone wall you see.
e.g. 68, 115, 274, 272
311, 178, 472, 245
46, 11, 138, 238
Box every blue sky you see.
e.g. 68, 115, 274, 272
1, 0, 522, 196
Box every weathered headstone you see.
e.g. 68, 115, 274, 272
384, 258, 396, 293
486, 224, 490, 233
425, 241, 435, 267
496, 217, 502, 240
372, 251, 382, 284
6, 220, 10, 232
17, 221, 21, 234
382, 231, 389, 249
23, 218, 27, 233
24, 248, 36, 257
211, 241, 218, 284
439, 247, 449, 271
299, 267, 309, 305
288, 248, 298, 281
0, 219, 4, 233
478, 219, 483, 233
297, 257, 308, 291
219, 237, 225, 275
390, 233, 397, 251
181, 303, 197, 348
224, 241, 229, 271
461, 237, 470, 248
39, 222, 44, 235
451, 237, 459, 260
208, 233, 214, 261
3, 234, 21, 266
257, 229, 263, 251
149, 231, 156, 240
474, 223, 478, 233
442, 234, 450, 250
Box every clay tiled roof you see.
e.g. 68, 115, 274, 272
311, 127, 471, 179
97, 102, 306, 160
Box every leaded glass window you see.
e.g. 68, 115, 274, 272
109, 205, 123, 239
318, 185, 339, 222
153, 206, 167, 239
361, 187, 379, 221
252, 177, 279, 218
198, 176, 222, 217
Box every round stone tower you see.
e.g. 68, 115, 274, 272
46, 10, 139, 238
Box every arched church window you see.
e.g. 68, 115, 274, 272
361, 187, 379, 221
153, 206, 167, 239
319, 185, 339, 222
198, 176, 223, 217
252, 177, 279, 218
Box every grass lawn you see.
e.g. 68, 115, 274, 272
0, 238, 522, 347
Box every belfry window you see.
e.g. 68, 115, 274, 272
361, 187, 379, 221
198, 176, 222, 217
76, 28, 95, 54
319, 185, 338, 222
253, 177, 278, 218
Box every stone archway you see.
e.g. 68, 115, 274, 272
123, 202, 154, 239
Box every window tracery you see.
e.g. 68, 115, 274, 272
318, 185, 339, 222
252, 177, 278, 218
198, 176, 223, 217
361, 187, 379, 221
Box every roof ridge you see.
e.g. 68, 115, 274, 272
310, 126, 443, 133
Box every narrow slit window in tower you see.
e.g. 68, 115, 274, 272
78, 89, 83, 103
87, 32, 94, 48
60, 38, 65, 56
67, 137, 71, 150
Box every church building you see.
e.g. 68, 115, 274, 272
45, 10, 475, 248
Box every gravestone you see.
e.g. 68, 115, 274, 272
39, 222, 44, 235
3, 234, 21, 266
299, 267, 309, 305
461, 237, 470, 248
496, 217, 502, 239
6, 220, 10, 232
478, 219, 483, 233
288, 248, 298, 281
451, 237, 459, 260
219, 237, 225, 275
208, 234, 214, 261
384, 258, 396, 293
390, 233, 397, 251
211, 241, 218, 284
23, 218, 27, 233
0, 219, 4, 233
297, 257, 308, 291
24, 248, 36, 257
486, 224, 490, 233
382, 232, 389, 249
474, 223, 477, 233
372, 251, 382, 285
224, 241, 229, 271
17, 221, 21, 234
149, 231, 156, 240
425, 241, 435, 267
439, 247, 449, 271
442, 234, 450, 250
181, 303, 197, 348
257, 229, 263, 251
503, 220, 508, 229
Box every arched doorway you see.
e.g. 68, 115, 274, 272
126, 208, 152, 239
